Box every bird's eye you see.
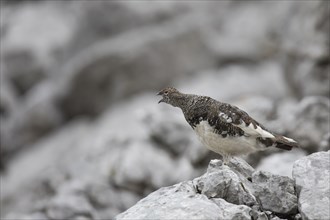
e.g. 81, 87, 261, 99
164, 91, 168, 95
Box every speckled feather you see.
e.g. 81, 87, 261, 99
157, 87, 298, 160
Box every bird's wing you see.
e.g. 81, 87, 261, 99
207, 114, 245, 137
217, 103, 275, 139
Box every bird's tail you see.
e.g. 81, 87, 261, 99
274, 135, 299, 150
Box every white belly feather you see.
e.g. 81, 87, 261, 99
193, 121, 259, 156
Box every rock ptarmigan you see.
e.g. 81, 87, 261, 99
157, 87, 298, 164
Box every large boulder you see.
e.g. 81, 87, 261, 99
115, 180, 252, 220
252, 171, 298, 214
292, 151, 330, 220
116, 158, 301, 220
109, 140, 195, 193
256, 149, 306, 177
194, 159, 257, 206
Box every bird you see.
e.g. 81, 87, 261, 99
157, 87, 298, 164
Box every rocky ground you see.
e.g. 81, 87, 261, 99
1, 1, 329, 220
116, 151, 330, 220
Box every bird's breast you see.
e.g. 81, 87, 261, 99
193, 121, 257, 156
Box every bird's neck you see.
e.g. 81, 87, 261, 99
171, 94, 191, 109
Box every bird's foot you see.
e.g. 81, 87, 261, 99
222, 155, 231, 165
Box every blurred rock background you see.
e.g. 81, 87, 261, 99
0, 1, 329, 219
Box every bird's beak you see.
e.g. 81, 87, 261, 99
157, 91, 164, 104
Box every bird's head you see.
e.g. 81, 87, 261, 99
157, 87, 183, 107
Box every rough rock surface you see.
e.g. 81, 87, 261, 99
252, 171, 298, 214
283, 96, 330, 152
116, 159, 254, 220
116, 158, 302, 220
256, 149, 306, 177
110, 140, 194, 193
293, 151, 330, 220
195, 160, 257, 206
116, 181, 225, 220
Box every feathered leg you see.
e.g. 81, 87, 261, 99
222, 155, 231, 165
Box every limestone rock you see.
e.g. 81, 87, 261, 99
195, 159, 257, 206
278, 96, 330, 152
256, 149, 306, 177
1, 82, 63, 155
211, 198, 252, 220
319, 132, 330, 152
45, 194, 95, 220
0, 72, 17, 119
57, 16, 216, 118
115, 181, 251, 220
292, 97, 330, 151
3, 49, 46, 95
143, 107, 210, 165
115, 157, 304, 219
252, 171, 298, 215
293, 151, 330, 220
110, 141, 195, 193
4, 212, 49, 220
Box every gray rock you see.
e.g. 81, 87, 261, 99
45, 194, 95, 220
85, 183, 121, 210
67, 1, 185, 56
0, 72, 17, 119
4, 212, 48, 220
3, 49, 46, 95
143, 106, 210, 165
256, 149, 306, 177
270, 217, 286, 220
319, 132, 330, 152
85, 180, 140, 218
195, 159, 257, 206
249, 208, 269, 220
35, 179, 98, 220
232, 96, 276, 126
295, 213, 302, 220
115, 181, 217, 219
281, 1, 329, 98
292, 151, 330, 220
110, 140, 194, 193
116, 157, 304, 220
0, 72, 18, 170
144, 107, 197, 156
181, 62, 289, 102
227, 157, 255, 179
0, 120, 92, 218
1, 81, 63, 155
253, 211, 268, 220
279, 96, 330, 152
252, 171, 298, 214
1, 1, 77, 95
294, 97, 330, 151
116, 181, 251, 220
57, 14, 217, 118
1, 1, 198, 158
211, 198, 251, 220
